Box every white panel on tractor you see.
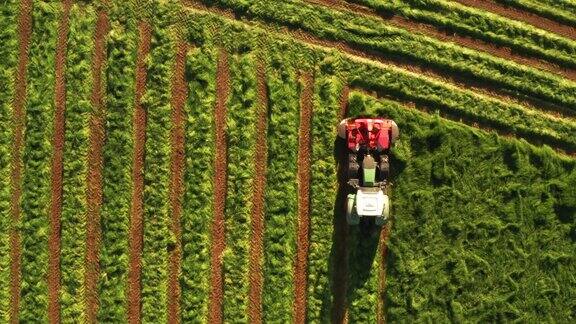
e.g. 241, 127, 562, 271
355, 188, 386, 216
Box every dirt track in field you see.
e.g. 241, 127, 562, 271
377, 223, 391, 324
128, 21, 151, 324
9, 0, 32, 321
167, 41, 188, 324
49, 1, 72, 321
331, 85, 350, 324
208, 49, 230, 324
294, 73, 313, 324
247, 60, 269, 324
309, 0, 576, 81
454, 0, 576, 40
85, 10, 109, 323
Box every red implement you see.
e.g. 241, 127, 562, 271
344, 118, 397, 152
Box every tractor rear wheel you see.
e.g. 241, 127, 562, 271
348, 153, 359, 180
346, 194, 359, 225
379, 155, 389, 181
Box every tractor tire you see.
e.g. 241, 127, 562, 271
346, 194, 360, 225
376, 195, 390, 227
348, 153, 359, 180
379, 155, 390, 181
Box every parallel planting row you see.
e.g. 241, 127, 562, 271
347, 0, 576, 68
495, 0, 576, 26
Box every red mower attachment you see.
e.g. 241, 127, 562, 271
337, 118, 399, 151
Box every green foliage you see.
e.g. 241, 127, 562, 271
19, 1, 60, 322
180, 45, 217, 322
261, 52, 301, 322
495, 0, 576, 26
97, 0, 138, 321
140, 2, 176, 322
349, 92, 576, 322
0, 0, 19, 321
351, 0, 576, 68
197, 0, 576, 111
221, 51, 259, 323
59, 4, 96, 322
306, 58, 344, 323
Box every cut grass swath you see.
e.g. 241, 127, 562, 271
306, 58, 344, 323
19, 1, 60, 322
59, 4, 96, 322
140, 2, 177, 322
0, 0, 19, 320
222, 51, 259, 323
180, 45, 217, 322
97, 0, 138, 321
261, 54, 301, 322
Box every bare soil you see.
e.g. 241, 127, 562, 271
9, 0, 32, 321
331, 85, 350, 324
128, 21, 151, 324
167, 41, 188, 324
311, 0, 576, 80
85, 10, 109, 323
208, 49, 230, 324
294, 73, 314, 324
454, 0, 576, 40
48, 1, 72, 321
247, 60, 269, 324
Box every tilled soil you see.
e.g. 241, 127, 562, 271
294, 72, 314, 324
167, 41, 188, 324
208, 49, 230, 324
128, 21, 151, 324
10, 0, 32, 321
84, 9, 109, 323
247, 60, 269, 324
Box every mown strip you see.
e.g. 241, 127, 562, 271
97, 0, 138, 321
0, 0, 20, 321
222, 51, 259, 323
495, 0, 576, 31
59, 4, 96, 322
18, 1, 60, 322
194, 0, 576, 111
180, 45, 217, 322
306, 58, 344, 323
139, 2, 177, 322
260, 54, 301, 323
348, 0, 576, 68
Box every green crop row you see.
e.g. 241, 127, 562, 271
349, 0, 576, 68
342, 59, 576, 152
97, 0, 138, 321
139, 1, 177, 322
260, 54, 301, 322
349, 91, 576, 321
185, 10, 576, 151
495, 0, 576, 26
306, 60, 344, 323
18, 1, 60, 322
221, 51, 259, 323
0, 0, 19, 321
179, 45, 217, 322
59, 4, 96, 322
196, 0, 576, 111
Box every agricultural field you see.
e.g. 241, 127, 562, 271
1, 0, 575, 322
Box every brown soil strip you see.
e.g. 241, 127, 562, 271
309, 0, 576, 81
208, 49, 230, 324
183, 2, 576, 123
9, 0, 32, 321
84, 10, 109, 324
331, 85, 350, 324
167, 41, 188, 324
128, 21, 151, 324
48, 1, 72, 322
294, 72, 313, 324
454, 0, 576, 40
247, 60, 269, 324
377, 223, 391, 324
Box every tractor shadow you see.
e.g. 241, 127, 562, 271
327, 136, 382, 322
